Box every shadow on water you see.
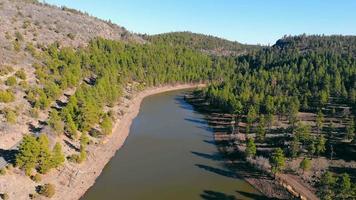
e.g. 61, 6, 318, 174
200, 189, 270, 200
200, 190, 237, 200
203, 139, 216, 145
195, 164, 238, 179
191, 151, 223, 161
185, 117, 208, 125
235, 190, 269, 200
175, 95, 195, 111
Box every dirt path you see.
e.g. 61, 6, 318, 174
277, 174, 319, 200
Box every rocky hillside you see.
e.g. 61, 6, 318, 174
0, 0, 144, 149
0, 0, 144, 65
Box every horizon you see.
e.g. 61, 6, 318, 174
41, 0, 356, 45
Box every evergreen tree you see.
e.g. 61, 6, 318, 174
51, 142, 65, 168
16, 135, 40, 175
245, 138, 257, 158
271, 148, 285, 175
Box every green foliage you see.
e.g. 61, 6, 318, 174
2, 108, 17, 124
289, 136, 301, 158
100, 114, 113, 135
346, 120, 355, 140
15, 68, 27, 80
256, 115, 266, 141
0, 66, 14, 76
270, 148, 285, 174
37, 134, 52, 174
51, 142, 65, 168
80, 133, 90, 148
31, 173, 42, 183
5, 76, 17, 86
16, 134, 65, 175
16, 135, 40, 175
245, 138, 257, 158
299, 158, 311, 173
246, 106, 257, 134
14, 31, 24, 41
0, 168, 6, 176
316, 110, 324, 133
315, 135, 326, 155
48, 110, 64, 135
38, 183, 55, 198
337, 173, 352, 199
13, 40, 21, 52
295, 122, 311, 144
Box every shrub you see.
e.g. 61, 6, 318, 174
67, 33, 75, 40
4, 109, 17, 124
0, 90, 15, 103
299, 158, 312, 173
13, 40, 21, 52
15, 69, 27, 80
29, 108, 39, 118
67, 154, 80, 163
22, 20, 31, 29
29, 193, 39, 199
5, 76, 17, 86
19, 80, 29, 89
38, 183, 55, 198
100, 115, 113, 135
15, 31, 24, 41
25, 43, 37, 57
0, 66, 14, 76
31, 174, 42, 183
0, 168, 6, 175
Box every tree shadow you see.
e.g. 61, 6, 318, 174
200, 190, 236, 200
191, 151, 223, 161
64, 140, 80, 152
203, 139, 216, 145
185, 117, 207, 125
0, 149, 18, 165
195, 164, 237, 179
235, 190, 269, 200
28, 123, 43, 134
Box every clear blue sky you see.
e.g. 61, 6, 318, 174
43, 0, 356, 45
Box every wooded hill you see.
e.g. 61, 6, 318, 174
0, 0, 355, 199
144, 31, 261, 56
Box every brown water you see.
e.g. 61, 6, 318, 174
81, 90, 263, 200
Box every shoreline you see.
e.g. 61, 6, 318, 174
53, 83, 206, 200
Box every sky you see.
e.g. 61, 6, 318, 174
42, 0, 356, 45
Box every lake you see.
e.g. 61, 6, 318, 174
81, 89, 262, 200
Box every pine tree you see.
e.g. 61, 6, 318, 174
16, 135, 40, 175
51, 142, 65, 168
37, 134, 52, 174
245, 138, 257, 158
299, 158, 311, 173
271, 148, 285, 175
100, 114, 113, 135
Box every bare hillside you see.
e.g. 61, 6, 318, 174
0, 0, 144, 64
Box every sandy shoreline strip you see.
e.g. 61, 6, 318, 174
53, 84, 205, 200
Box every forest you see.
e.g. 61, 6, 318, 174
200, 35, 356, 199
10, 33, 356, 199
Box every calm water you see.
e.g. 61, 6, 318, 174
81, 90, 262, 200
